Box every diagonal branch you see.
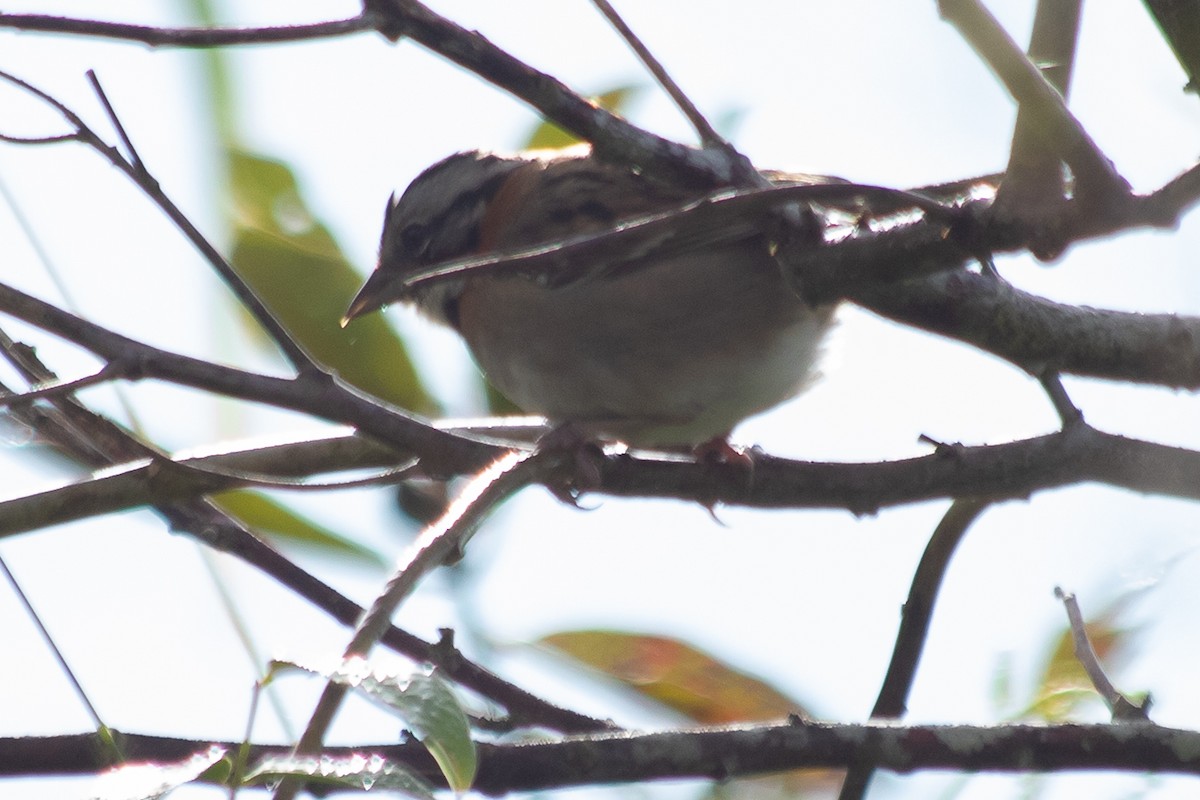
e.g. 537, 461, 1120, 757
0, 335, 607, 735
839, 498, 992, 800
938, 0, 1130, 204
273, 449, 561, 800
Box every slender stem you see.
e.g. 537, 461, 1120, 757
0, 555, 117, 752
837, 498, 991, 800
1054, 587, 1151, 721
0, 13, 372, 47
589, 0, 724, 148
0, 68, 317, 373
273, 450, 554, 799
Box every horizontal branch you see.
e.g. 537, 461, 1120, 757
2, 419, 1198, 538
854, 270, 1200, 388
0, 13, 372, 47
10, 720, 1200, 792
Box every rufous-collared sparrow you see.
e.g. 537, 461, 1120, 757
343, 146, 836, 450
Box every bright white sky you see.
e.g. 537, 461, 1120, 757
1, 2, 1199, 798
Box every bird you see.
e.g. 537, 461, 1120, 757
343, 146, 836, 451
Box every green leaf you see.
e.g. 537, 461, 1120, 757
215, 489, 385, 569
278, 658, 477, 792
226, 149, 437, 413
388, 670, 477, 793
247, 753, 434, 797
89, 746, 227, 800
522, 85, 643, 150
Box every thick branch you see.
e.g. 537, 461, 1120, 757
361, 0, 749, 189
10, 721, 1200, 792
854, 270, 1200, 388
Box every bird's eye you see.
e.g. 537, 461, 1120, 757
399, 222, 429, 255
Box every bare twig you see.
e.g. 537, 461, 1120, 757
0, 280, 501, 474
85, 70, 145, 171
0, 362, 123, 407
589, 0, 726, 148
0, 557, 115, 751
0, 346, 603, 736
362, 0, 751, 188
0, 13, 372, 47
0, 69, 316, 373
838, 498, 991, 800
1054, 587, 1152, 721
385, 180, 973, 312
938, 0, 1130, 204
273, 449, 559, 800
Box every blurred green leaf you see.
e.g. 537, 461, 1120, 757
522, 85, 643, 150
216, 489, 385, 569
226, 149, 437, 414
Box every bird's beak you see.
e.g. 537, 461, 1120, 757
341, 269, 397, 328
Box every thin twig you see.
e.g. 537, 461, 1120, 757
85, 70, 144, 171
379, 180, 966, 312
362, 0, 747, 187
1053, 587, 1151, 721
838, 498, 991, 800
0, 13, 372, 47
589, 0, 725, 148
0, 556, 118, 755
0, 335, 607, 735
0, 362, 123, 407
0, 131, 80, 145
0, 68, 317, 373
273, 449, 558, 800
